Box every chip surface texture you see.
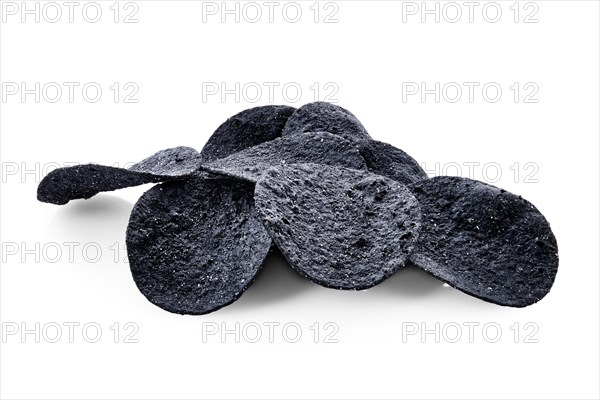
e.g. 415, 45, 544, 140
127, 174, 272, 315
358, 140, 428, 185
200, 105, 295, 162
281, 102, 372, 144
37, 146, 202, 205
409, 176, 559, 307
202, 131, 367, 182
255, 164, 422, 290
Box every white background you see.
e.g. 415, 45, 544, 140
1, 1, 599, 399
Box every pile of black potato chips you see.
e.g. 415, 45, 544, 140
38, 102, 559, 314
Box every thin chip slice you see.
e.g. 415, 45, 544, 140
358, 140, 428, 185
201, 131, 367, 183
409, 176, 559, 307
200, 105, 296, 162
126, 174, 272, 315
37, 147, 202, 205
255, 164, 421, 290
281, 102, 372, 144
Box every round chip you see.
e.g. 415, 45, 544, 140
201, 131, 366, 183
126, 174, 272, 315
281, 102, 372, 144
255, 164, 422, 290
409, 176, 559, 307
37, 146, 202, 205
358, 140, 428, 185
200, 105, 295, 162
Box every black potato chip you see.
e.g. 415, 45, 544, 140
201, 131, 366, 183
358, 140, 428, 185
281, 102, 371, 144
255, 163, 421, 290
37, 147, 202, 205
200, 105, 295, 162
126, 174, 272, 315
409, 176, 559, 307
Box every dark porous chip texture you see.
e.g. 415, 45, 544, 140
126, 174, 272, 315
200, 105, 296, 162
37, 146, 202, 205
128, 146, 203, 175
358, 140, 428, 185
201, 132, 367, 183
409, 176, 559, 307
281, 102, 371, 144
255, 164, 421, 290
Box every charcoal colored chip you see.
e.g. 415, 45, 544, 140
200, 105, 296, 162
128, 146, 202, 175
255, 163, 422, 290
201, 131, 367, 183
126, 174, 272, 315
409, 176, 559, 307
281, 102, 372, 144
358, 140, 428, 185
37, 147, 202, 205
